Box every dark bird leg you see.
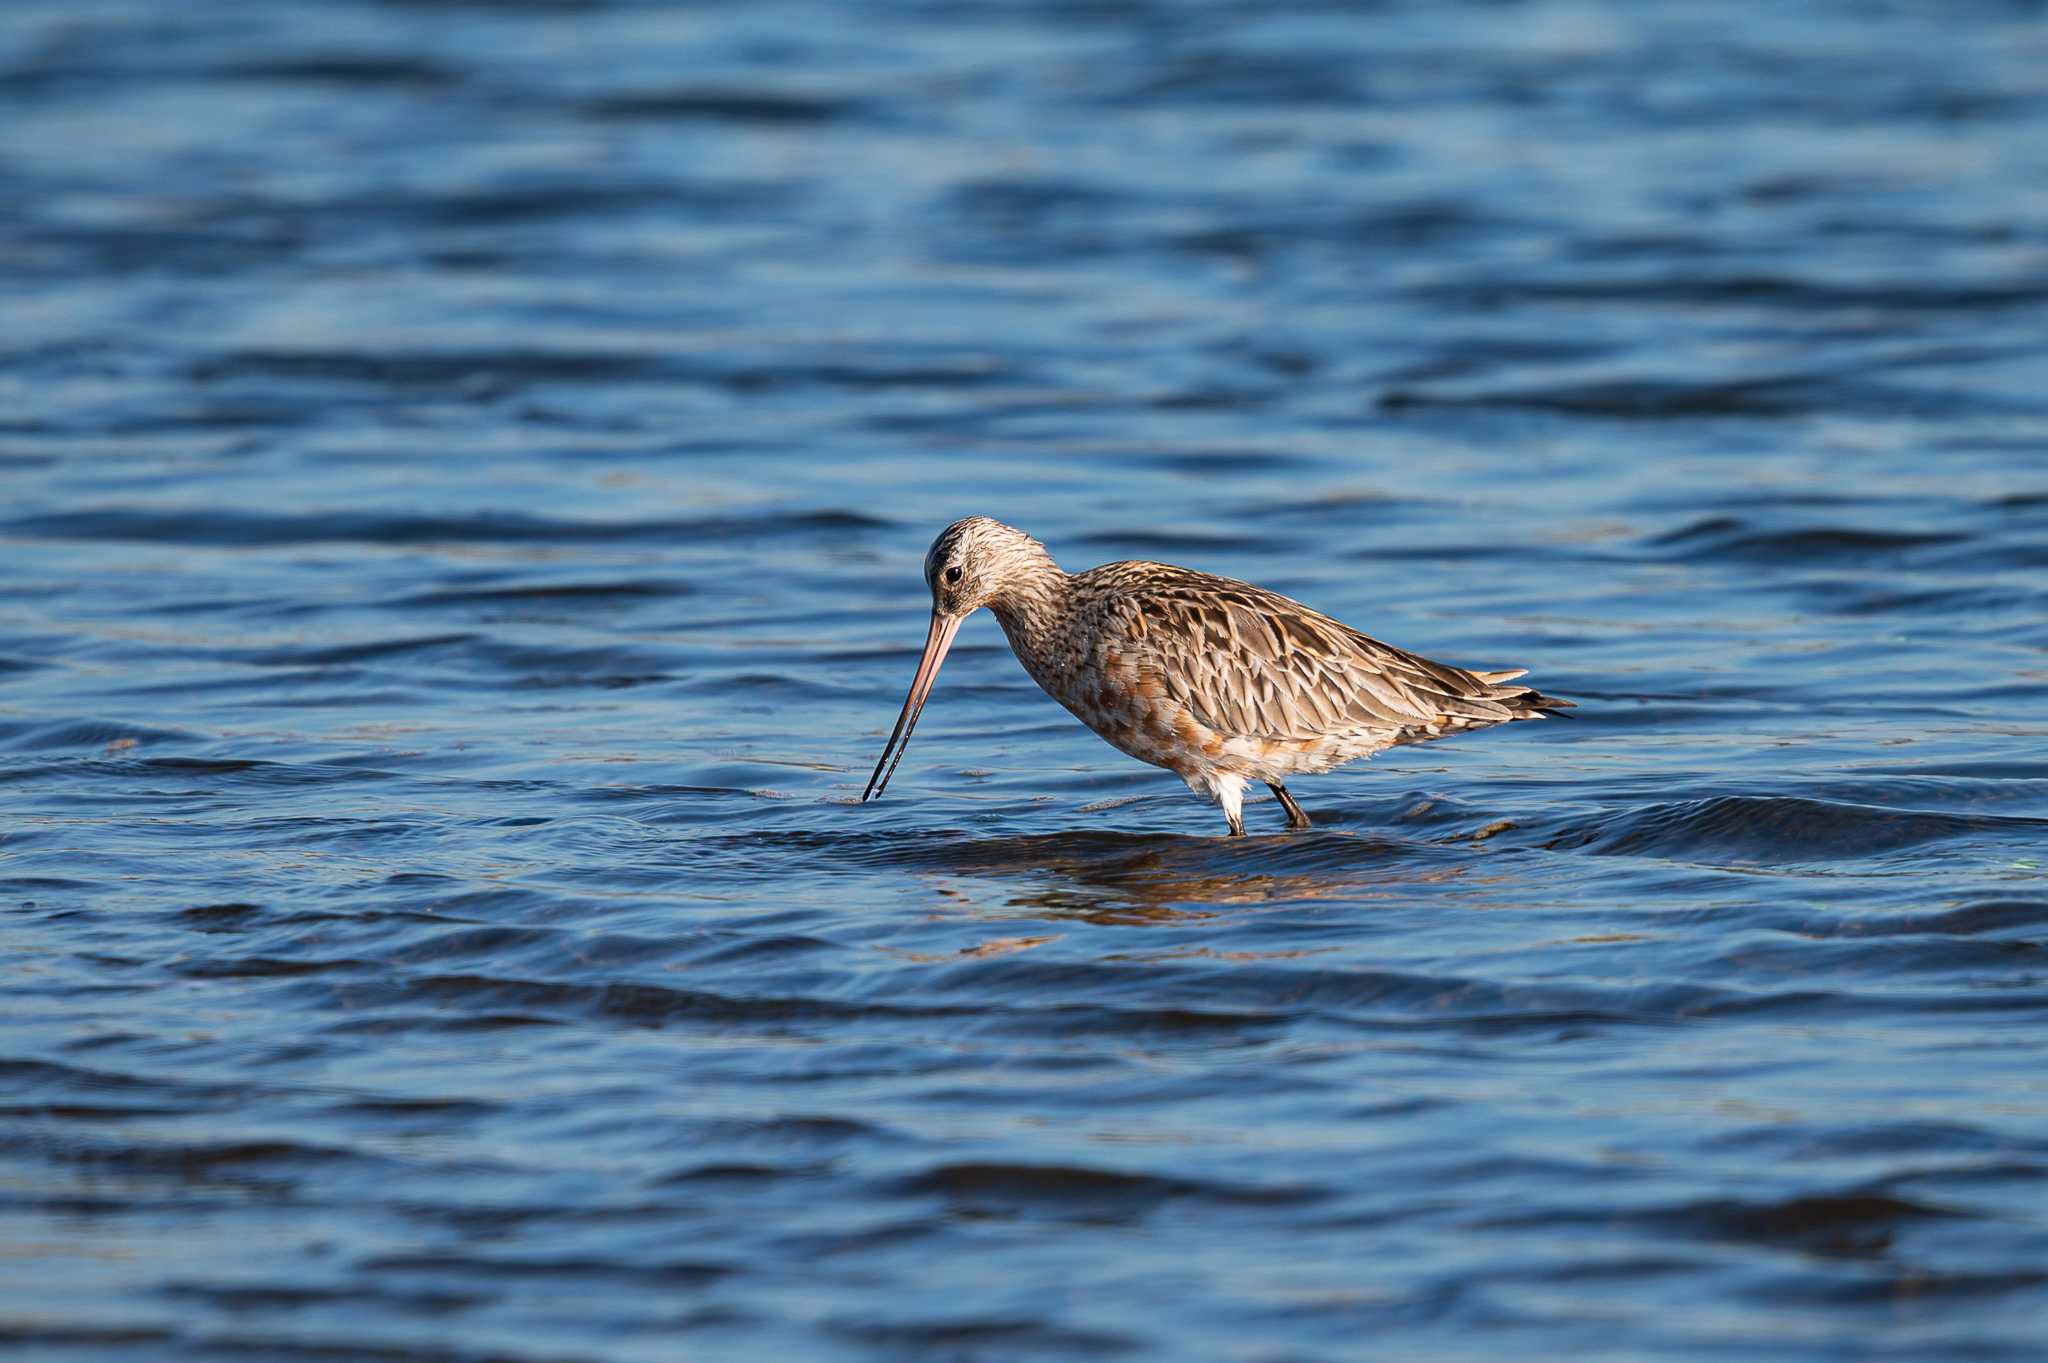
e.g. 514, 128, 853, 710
1226, 807, 1246, 837
1269, 783, 1312, 831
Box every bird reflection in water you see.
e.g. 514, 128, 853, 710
910, 829, 1491, 929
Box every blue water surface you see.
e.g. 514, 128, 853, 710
4, 2, 2047, 1360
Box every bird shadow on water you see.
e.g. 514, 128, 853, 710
741, 823, 1489, 925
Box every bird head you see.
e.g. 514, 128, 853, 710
922, 516, 1054, 619
863, 517, 1056, 801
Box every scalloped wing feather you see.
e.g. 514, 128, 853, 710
1081, 562, 1559, 747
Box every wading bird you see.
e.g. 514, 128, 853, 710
863, 517, 1571, 835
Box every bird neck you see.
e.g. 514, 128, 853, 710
987, 557, 1072, 658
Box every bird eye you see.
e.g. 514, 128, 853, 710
945, 565, 963, 584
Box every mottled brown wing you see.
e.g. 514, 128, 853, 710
1092, 563, 1526, 743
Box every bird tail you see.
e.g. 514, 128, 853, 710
1476, 669, 1576, 719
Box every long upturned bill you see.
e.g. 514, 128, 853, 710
862, 611, 962, 801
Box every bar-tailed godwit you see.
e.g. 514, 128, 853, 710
863, 517, 1572, 835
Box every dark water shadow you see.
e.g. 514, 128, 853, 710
731, 824, 1480, 924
